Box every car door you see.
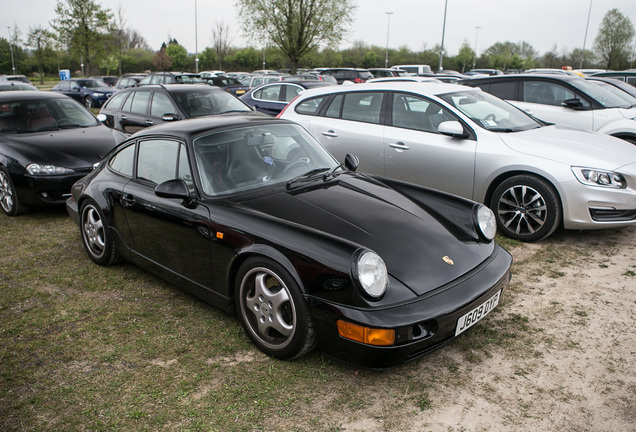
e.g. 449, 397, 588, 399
515, 79, 595, 131
117, 90, 152, 134
383, 92, 476, 198
303, 91, 387, 175
249, 83, 286, 115
120, 138, 214, 289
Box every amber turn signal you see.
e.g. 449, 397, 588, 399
337, 320, 395, 346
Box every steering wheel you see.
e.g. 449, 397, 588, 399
278, 157, 311, 177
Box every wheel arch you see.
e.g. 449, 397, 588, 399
610, 133, 636, 145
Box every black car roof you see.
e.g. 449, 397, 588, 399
129, 115, 297, 140
0, 90, 69, 101
118, 84, 223, 94
465, 73, 582, 83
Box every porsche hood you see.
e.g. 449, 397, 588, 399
239, 175, 496, 296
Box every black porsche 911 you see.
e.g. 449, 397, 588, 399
66, 115, 512, 368
0, 91, 127, 216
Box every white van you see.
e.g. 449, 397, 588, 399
391, 64, 432, 75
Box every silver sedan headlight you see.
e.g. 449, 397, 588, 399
475, 204, 497, 241
353, 250, 388, 299
572, 167, 626, 189
26, 164, 74, 175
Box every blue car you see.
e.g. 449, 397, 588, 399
51, 78, 114, 109
239, 81, 335, 116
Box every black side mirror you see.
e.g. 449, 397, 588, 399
155, 179, 196, 207
562, 98, 583, 109
344, 153, 359, 172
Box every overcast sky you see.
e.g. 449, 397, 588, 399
3, 0, 636, 60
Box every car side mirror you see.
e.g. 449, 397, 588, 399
155, 179, 196, 207
562, 98, 583, 109
161, 113, 180, 122
438, 121, 468, 138
344, 153, 359, 172
96, 113, 107, 123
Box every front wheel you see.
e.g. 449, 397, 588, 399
83, 96, 94, 109
0, 167, 30, 216
235, 257, 316, 359
490, 175, 561, 242
80, 200, 120, 266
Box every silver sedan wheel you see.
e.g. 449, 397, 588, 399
497, 184, 548, 236
239, 267, 297, 351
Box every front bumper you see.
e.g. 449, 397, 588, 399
14, 172, 92, 207
308, 245, 513, 369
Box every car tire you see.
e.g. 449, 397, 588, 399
80, 200, 121, 266
490, 174, 561, 242
0, 166, 30, 216
84, 96, 94, 109
235, 257, 316, 359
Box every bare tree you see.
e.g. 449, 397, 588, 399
211, 21, 233, 70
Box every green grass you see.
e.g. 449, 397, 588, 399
0, 208, 614, 431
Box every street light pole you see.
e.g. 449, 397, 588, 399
7, 26, 16, 75
473, 26, 481, 70
385, 12, 393, 68
580, 0, 593, 69
194, 0, 199, 73
438, 0, 448, 72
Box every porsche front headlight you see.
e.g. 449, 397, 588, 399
572, 167, 626, 189
353, 250, 388, 299
475, 204, 497, 241
26, 164, 74, 176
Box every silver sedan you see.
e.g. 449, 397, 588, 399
280, 82, 636, 242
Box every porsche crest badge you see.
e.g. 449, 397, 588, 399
442, 256, 454, 266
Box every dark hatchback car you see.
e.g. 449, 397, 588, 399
98, 84, 256, 134
204, 75, 250, 96
113, 73, 147, 91
319, 68, 374, 84
239, 81, 335, 116
66, 115, 512, 368
138, 72, 205, 85
51, 78, 114, 109
0, 91, 126, 215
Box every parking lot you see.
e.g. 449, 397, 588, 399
1, 208, 634, 431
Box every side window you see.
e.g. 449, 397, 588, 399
255, 85, 282, 102
391, 93, 456, 133
295, 95, 327, 115
341, 92, 384, 124
103, 91, 129, 110
130, 91, 151, 114
325, 94, 343, 118
60, 81, 70, 91
109, 143, 135, 177
523, 81, 577, 106
137, 139, 191, 186
486, 81, 517, 100
150, 92, 176, 117
284, 85, 303, 102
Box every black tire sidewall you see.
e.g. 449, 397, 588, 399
490, 175, 561, 242
235, 256, 315, 359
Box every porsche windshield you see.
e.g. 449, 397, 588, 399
439, 90, 542, 132
0, 98, 99, 133
193, 123, 339, 196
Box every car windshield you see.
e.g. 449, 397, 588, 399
172, 89, 252, 117
193, 122, 339, 196
0, 97, 99, 133
573, 79, 635, 108
76, 79, 108, 88
438, 90, 542, 132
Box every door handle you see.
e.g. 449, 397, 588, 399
120, 194, 135, 207
119, 114, 127, 120
322, 130, 338, 138
145, 120, 154, 125
389, 142, 410, 150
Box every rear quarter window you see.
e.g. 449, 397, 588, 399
295, 95, 328, 115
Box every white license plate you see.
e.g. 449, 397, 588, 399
455, 290, 501, 336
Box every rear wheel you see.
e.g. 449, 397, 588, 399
0, 167, 30, 216
80, 200, 120, 266
235, 257, 315, 359
490, 174, 561, 242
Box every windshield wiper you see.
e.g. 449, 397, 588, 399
218, 109, 251, 114
285, 167, 331, 189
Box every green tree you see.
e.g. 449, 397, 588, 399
199, 47, 218, 70
51, 0, 114, 76
26, 26, 54, 84
231, 47, 260, 71
236, 0, 355, 73
153, 44, 172, 70
594, 8, 635, 69
455, 41, 474, 72
166, 41, 188, 71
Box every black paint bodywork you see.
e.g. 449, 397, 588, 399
66, 116, 512, 368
